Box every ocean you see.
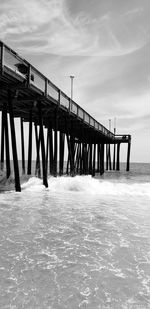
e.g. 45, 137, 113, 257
0, 163, 150, 308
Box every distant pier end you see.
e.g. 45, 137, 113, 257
0, 41, 131, 191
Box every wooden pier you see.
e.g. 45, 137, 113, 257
0, 41, 131, 191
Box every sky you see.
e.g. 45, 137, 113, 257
0, 0, 150, 162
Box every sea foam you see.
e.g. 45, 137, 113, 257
20, 175, 150, 197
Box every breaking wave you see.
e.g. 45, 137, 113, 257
20, 175, 150, 197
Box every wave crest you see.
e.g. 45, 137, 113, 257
21, 175, 150, 197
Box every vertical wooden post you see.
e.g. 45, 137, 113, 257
82, 142, 86, 175
20, 117, 25, 174
8, 90, 21, 192
59, 131, 65, 175
100, 143, 104, 175
113, 143, 116, 170
38, 101, 48, 187
92, 143, 96, 176
46, 128, 49, 174
66, 134, 74, 175
3, 102, 11, 178
106, 144, 108, 170
108, 144, 112, 170
116, 142, 120, 171
53, 110, 58, 177
49, 128, 54, 175
97, 144, 100, 173
84, 143, 88, 175
79, 142, 83, 175
35, 123, 41, 177
70, 135, 75, 175
89, 141, 93, 175
76, 142, 81, 173
27, 108, 32, 175
1, 109, 5, 170
126, 141, 131, 171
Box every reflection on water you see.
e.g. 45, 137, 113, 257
0, 172, 150, 308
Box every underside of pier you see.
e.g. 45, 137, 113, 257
0, 41, 131, 191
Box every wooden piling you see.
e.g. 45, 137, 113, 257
53, 111, 58, 177
113, 143, 116, 170
89, 142, 93, 175
116, 142, 120, 171
59, 131, 65, 175
49, 128, 54, 175
8, 90, 21, 192
100, 143, 104, 175
108, 144, 112, 170
38, 101, 48, 187
35, 123, 41, 177
3, 101, 11, 178
1, 108, 5, 170
92, 143, 96, 176
20, 117, 25, 175
126, 141, 131, 171
27, 108, 33, 175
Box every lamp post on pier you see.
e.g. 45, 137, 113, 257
70, 75, 74, 100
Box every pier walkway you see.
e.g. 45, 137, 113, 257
0, 41, 131, 191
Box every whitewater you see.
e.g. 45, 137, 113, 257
0, 163, 150, 308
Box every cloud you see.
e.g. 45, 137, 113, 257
0, 0, 149, 57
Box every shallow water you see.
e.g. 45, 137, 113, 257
0, 164, 150, 308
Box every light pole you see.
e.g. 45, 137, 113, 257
109, 119, 111, 131
114, 117, 116, 135
70, 75, 74, 100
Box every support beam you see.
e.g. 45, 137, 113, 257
35, 123, 41, 177
8, 90, 21, 192
106, 144, 108, 170
126, 141, 131, 171
53, 111, 58, 177
113, 143, 116, 170
27, 108, 33, 175
59, 131, 65, 176
49, 128, 54, 175
100, 143, 104, 175
4, 113, 10, 179
20, 117, 25, 175
89, 142, 93, 175
3, 101, 11, 178
116, 143, 120, 171
38, 101, 48, 187
1, 108, 5, 170
92, 143, 96, 176
97, 144, 100, 173
76, 142, 81, 173
108, 144, 112, 170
